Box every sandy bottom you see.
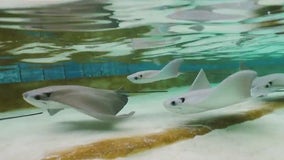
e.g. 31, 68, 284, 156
1, 86, 284, 160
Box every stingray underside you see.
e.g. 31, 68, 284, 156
48, 87, 133, 121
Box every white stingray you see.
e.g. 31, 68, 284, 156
164, 69, 257, 114
23, 85, 135, 122
251, 73, 284, 97
127, 58, 184, 84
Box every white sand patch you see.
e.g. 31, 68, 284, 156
120, 105, 284, 160
0, 86, 284, 160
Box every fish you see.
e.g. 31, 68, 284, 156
163, 69, 257, 114
251, 73, 284, 97
23, 85, 135, 122
127, 58, 184, 84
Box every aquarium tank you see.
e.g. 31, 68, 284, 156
1, 0, 284, 160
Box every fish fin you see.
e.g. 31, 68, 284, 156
116, 111, 135, 119
51, 91, 129, 120
82, 111, 135, 122
109, 111, 135, 121
159, 58, 184, 77
47, 109, 63, 116
205, 70, 257, 106
111, 93, 129, 114
190, 69, 210, 91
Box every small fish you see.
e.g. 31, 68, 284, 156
164, 69, 257, 114
127, 59, 184, 84
251, 73, 284, 97
23, 85, 135, 122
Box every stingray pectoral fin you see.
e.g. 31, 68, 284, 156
50, 92, 130, 121
84, 111, 135, 122
47, 109, 64, 116
190, 68, 210, 91
159, 58, 184, 77
115, 111, 135, 119
59, 92, 132, 122
203, 70, 257, 107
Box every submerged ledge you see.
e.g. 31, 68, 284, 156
42, 100, 284, 160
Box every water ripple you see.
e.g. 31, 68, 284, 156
0, 0, 284, 65
0, 1, 118, 31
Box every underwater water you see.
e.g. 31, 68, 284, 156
1, 0, 284, 160
1, 0, 284, 82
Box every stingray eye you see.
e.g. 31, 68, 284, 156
139, 74, 143, 78
268, 81, 272, 85
265, 84, 269, 88
180, 97, 185, 103
171, 101, 176, 106
34, 95, 41, 100
134, 77, 138, 80
44, 92, 52, 97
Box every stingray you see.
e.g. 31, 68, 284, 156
251, 73, 284, 97
23, 85, 135, 122
127, 58, 184, 84
163, 69, 257, 114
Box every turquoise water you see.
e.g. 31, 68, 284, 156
1, 1, 284, 159
0, 0, 284, 83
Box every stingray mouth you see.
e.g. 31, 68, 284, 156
250, 87, 269, 97
164, 105, 184, 114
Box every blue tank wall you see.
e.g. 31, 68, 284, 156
1, 58, 284, 84
0, 62, 161, 84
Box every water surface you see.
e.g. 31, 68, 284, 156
0, 0, 284, 83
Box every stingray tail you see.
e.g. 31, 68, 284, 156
0, 111, 43, 121
116, 86, 167, 95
